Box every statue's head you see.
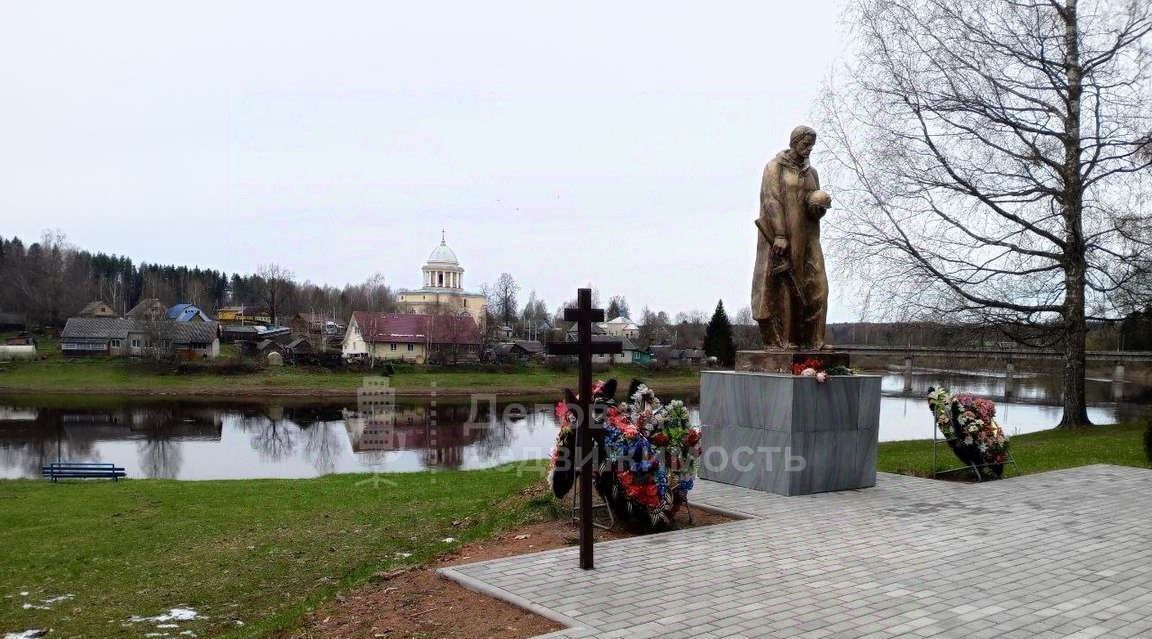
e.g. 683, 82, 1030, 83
789, 125, 817, 159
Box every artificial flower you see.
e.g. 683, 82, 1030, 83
929, 387, 1012, 476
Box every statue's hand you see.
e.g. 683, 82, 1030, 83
772, 237, 788, 256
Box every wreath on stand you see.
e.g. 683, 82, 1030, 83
927, 387, 1011, 478
548, 379, 701, 531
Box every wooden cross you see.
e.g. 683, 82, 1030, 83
545, 288, 622, 570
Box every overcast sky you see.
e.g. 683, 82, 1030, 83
1, 1, 859, 321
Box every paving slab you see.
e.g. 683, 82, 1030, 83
441, 465, 1152, 638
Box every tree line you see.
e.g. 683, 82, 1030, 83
0, 232, 396, 328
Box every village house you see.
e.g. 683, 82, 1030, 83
564, 321, 607, 341
166, 303, 212, 322
60, 317, 220, 359
219, 324, 290, 343
395, 233, 487, 332
78, 300, 117, 318
617, 336, 649, 364
554, 323, 650, 364
215, 306, 272, 325
585, 335, 649, 365
290, 312, 344, 349
491, 339, 545, 363
240, 339, 283, 358
649, 345, 705, 367
559, 317, 638, 342
285, 336, 313, 354
342, 312, 481, 365
126, 298, 168, 320
602, 316, 641, 340
291, 312, 327, 336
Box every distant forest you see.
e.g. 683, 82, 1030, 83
0, 232, 394, 328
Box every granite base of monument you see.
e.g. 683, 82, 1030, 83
698, 370, 881, 496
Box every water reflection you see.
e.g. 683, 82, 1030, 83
301, 421, 343, 475
1, 370, 1148, 479
0, 399, 563, 480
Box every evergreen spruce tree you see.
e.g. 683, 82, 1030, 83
704, 300, 736, 367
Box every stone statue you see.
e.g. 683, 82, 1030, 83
751, 125, 831, 350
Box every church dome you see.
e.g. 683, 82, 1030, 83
427, 235, 459, 265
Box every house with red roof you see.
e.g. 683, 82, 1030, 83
341, 311, 482, 365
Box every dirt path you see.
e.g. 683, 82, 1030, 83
285, 510, 734, 639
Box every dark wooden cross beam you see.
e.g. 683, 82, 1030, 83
545, 288, 622, 570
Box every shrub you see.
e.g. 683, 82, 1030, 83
293, 351, 345, 370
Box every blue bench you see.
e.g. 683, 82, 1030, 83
42, 462, 127, 482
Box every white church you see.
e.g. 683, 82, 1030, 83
396, 233, 488, 331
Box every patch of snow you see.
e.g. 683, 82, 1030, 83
5, 631, 48, 639
21, 593, 73, 610
128, 608, 200, 623
393, 552, 412, 558
441, 537, 457, 543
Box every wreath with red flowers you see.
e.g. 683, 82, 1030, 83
547, 379, 702, 530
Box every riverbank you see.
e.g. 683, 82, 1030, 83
0, 461, 730, 639
0, 462, 554, 639
0, 357, 701, 399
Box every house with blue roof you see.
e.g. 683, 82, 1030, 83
166, 304, 212, 322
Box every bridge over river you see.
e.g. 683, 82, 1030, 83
836, 345, 1152, 392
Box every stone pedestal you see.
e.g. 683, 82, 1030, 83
735, 350, 851, 373
698, 371, 881, 496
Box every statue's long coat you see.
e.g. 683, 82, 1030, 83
751, 150, 829, 349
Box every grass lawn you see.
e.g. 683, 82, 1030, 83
0, 462, 554, 639
877, 420, 1152, 477
0, 340, 699, 397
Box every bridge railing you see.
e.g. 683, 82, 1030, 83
835, 345, 1152, 362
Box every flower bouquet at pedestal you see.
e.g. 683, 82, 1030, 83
547, 379, 702, 531
927, 387, 1011, 478
790, 357, 854, 383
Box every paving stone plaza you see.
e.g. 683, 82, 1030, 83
442, 465, 1152, 639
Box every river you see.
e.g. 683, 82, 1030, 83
2, 370, 1148, 480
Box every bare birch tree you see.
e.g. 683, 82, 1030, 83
821, 0, 1152, 427
256, 263, 294, 326
489, 272, 520, 327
